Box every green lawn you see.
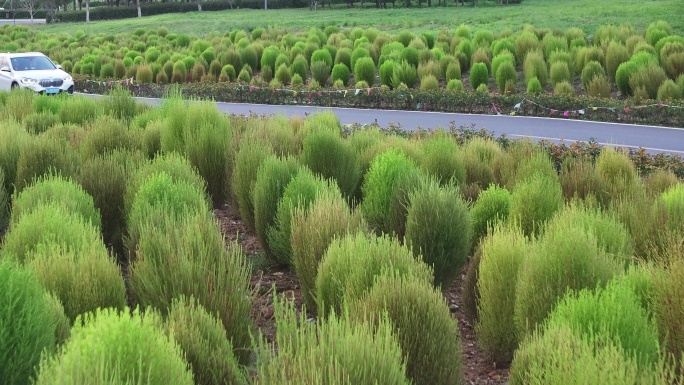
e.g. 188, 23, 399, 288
36, 0, 682, 36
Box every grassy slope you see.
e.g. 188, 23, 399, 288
37, 0, 682, 36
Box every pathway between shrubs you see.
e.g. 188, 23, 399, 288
214, 204, 509, 385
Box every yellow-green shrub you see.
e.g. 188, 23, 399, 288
0, 119, 29, 196
419, 134, 466, 186
231, 139, 273, 230
509, 172, 563, 237
15, 135, 80, 194
80, 116, 143, 160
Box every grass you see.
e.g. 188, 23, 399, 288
36, 0, 683, 36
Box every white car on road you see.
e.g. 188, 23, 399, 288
0, 52, 74, 94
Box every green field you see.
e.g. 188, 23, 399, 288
36, 0, 683, 36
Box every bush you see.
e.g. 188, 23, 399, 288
657, 79, 682, 101
445, 61, 461, 82
331, 62, 350, 86
268, 168, 333, 266
360, 149, 419, 235
417, 60, 441, 80
595, 148, 639, 203
629, 64, 668, 99
334, 47, 352, 70
476, 224, 530, 363
135, 64, 154, 83
554, 80, 576, 96
59, 95, 100, 126
545, 279, 660, 367
354, 56, 376, 86
418, 74, 437, 91
231, 140, 272, 230
81, 116, 142, 160
310, 60, 330, 86
581, 60, 606, 90
260, 45, 279, 73
252, 155, 299, 257
392, 60, 418, 89
587, 76, 612, 98
471, 184, 512, 242
660, 183, 684, 230
514, 225, 623, 339
11, 174, 101, 229
644, 169, 679, 198
461, 138, 502, 189
315, 232, 433, 318
300, 129, 361, 201
23, 112, 58, 135
129, 213, 252, 364
104, 86, 139, 123
34, 307, 193, 385
509, 172, 563, 237
350, 274, 463, 385
0, 169, 7, 232
550, 61, 570, 86
405, 178, 472, 288
560, 158, 600, 201
606, 42, 630, 80
0, 260, 60, 385
495, 61, 517, 94
526, 76, 543, 94
663, 52, 684, 80
615, 60, 638, 96
311, 48, 333, 68
255, 296, 411, 385
163, 297, 248, 385
419, 134, 466, 186
447, 78, 465, 91
469, 62, 489, 90
523, 50, 548, 88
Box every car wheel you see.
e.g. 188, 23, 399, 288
10, 82, 19, 90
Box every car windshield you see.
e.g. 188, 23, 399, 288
10, 56, 56, 71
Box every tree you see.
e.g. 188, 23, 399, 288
136, 0, 140, 17
196, 0, 201, 11
85, 0, 88, 21
18, 0, 42, 22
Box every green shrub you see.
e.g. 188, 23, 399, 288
629, 64, 668, 99
253, 155, 299, 257
260, 45, 279, 73
491, 52, 514, 81
311, 48, 333, 68
0, 169, 7, 231
476, 224, 530, 363
400, 46, 420, 68
606, 42, 630, 80
419, 134, 465, 186
469, 62, 489, 90
164, 296, 248, 385
526, 76, 543, 94
495, 60, 517, 93
549, 50, 574, 74
34, 307, 193, 385
255, 296, 411, 385
595, 148, 639, 202
316, 232, 433, 318
417, 60, 441, 80
334, 47, 352, 70
300, 129, 361, 201
660, 183, 684, 230
581, 60, 606, 90
587, 75, 612, 98
392, 60, 418, 89
354, 56, 376, 86
471, 184, 512, 242
445, 61, 461, 82
554, 80, 576, 96
0, 260, 61, 385
514, 225, 623, 339
290, 55, 309, 81
129, 213, 252, 364
24, 112, 59, 135
33, 94, 63, 115
360, 149, 419, 234
560, 157, 600, 201
509, 325, 656, 385
104, 86, 139, 123
456, 40, 473, 69
59, 95, 100, 125
461, 138, 501, 189
650, 259, 684, 371
644, 170, 679, 198
310, 60, 330, 86
4, 88, 34, 122
11, 174, 100, 229
135, 64, 154, 83
405, 178, 472, 288
523, 50, 548, 88
550, 61, 571, 86
273, 63, 290, 85
81, 116, 142, 160
663, 52, 684, 80
545, 279, 660, 367
657, 79, 682, 101
615, 60, 638, 96
542, 34, 568, 60
501, 148, 557, 191
231, 140, 272, 230
350, 274, 463, 385
331, 62, 350, 86
221, 64, 236, 81
268, 168, 333, 266
510, 172, 563, 237
420, 74, 439, 91
447, 79, 464, 91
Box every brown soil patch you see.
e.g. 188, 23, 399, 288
215, 203, 509, 384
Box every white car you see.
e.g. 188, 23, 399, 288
0, 52, 74, 95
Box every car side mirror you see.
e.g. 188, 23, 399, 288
0, 66, 9, 72
55, 64, 62, 69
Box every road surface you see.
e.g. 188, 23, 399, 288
78, 92, 684, 155
0, 18, 46, 25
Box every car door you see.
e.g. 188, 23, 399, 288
0, 56, 11, 91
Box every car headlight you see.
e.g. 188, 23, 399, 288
64, 75, 72, 82
21, 78, 37, 84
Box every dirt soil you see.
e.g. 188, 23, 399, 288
215, 203, 509, 385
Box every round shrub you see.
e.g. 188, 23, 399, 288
660, 183, 684, 230
419, 74, 439, 91
231, 140, 272, 230
554, 80, 575, 96
316, 232, 433, 318
290, 55, 309, 81
260, 45, 279, 73
510, 172, 563, 237
334, 47, 352, 70
445, 61, 461, 81
351, 274, 463, 385
99, 62, 114, 78
392, 60, 418, 88
595, 148, 638, 202
471, 184, 512, 242
11, 174, 101, 229
15, 136, 79, 194
310, 60, 330, 86
0, 260, 60, 385
587, 75, 612, 98
495, 60, 517, 93
81, 116, 142, 160
301, 129, 361, 201
469, 62, 489, 90
526, 76, 543, 94
461, 138, 502, 189
135, 64, 154, 83
657, 79, 682, 101
164, 296, 248, 385
311, 48, 333, 68
354, 56, 376, 86
130, 213, 252, 364
523, 50, 548, 88
405, 178, 472, 288
581, 60, 606, 90
514, 225, 623, 339
606, 42, 630, 80
476, 224, 530, 363
550, 60, 570, 86
360, 149, 419, 234
221, 64, 236, 81
253, 156, 300, 257
447, 79, 464, 91
331, 62, 350, 86
34, 307, 193, 385
419, 135, 465, 186
629, 64, 668, 99
268, 168, 334, 266
545, 279, 660, 367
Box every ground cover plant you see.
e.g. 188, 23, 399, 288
0, 88, 683, 384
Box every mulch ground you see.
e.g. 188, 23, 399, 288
215, 203, 509, 385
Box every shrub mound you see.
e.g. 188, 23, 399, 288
470, 184, 512, 242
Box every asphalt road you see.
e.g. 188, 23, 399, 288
78, 93, 684, 155
0, 18, 46, 25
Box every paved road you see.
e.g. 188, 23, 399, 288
0, 18, 46, 25
78, 93, 684, 155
